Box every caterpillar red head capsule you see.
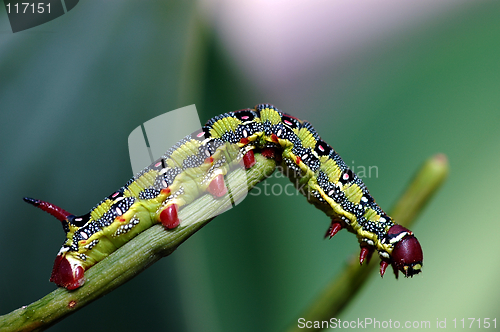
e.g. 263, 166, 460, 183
386, 225, 423, 277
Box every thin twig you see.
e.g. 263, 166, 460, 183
286, 153, 449, 332
0, 154, 277, 332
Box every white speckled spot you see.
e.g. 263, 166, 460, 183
379, 251, 390, 259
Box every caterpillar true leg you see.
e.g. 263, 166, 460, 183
324, 219, 343, 239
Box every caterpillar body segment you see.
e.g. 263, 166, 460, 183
26, 130, 244, 289
25, 104, 423, 290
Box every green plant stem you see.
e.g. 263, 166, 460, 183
286, 153, 449, 332
0, 154, 277, 332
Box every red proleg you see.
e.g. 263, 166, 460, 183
243, 150, 256, 169
50, 255, 85, 290
159, 204, 180, 229
208, 174, 227, 198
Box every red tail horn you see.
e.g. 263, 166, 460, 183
23, 197, 72, 222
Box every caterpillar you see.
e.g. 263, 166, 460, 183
25, 104, 423, 290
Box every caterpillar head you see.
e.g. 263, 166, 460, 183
387, 225, 423, 277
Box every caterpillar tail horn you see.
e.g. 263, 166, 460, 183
23, 197, 72, 226
24, 197, 85, 290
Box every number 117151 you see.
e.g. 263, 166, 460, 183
6, 3, 51, 14
452, 318, 496, 328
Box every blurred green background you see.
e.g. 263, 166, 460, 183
1, 1, 500, 331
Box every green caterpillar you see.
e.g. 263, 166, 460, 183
25, 104, 423, 290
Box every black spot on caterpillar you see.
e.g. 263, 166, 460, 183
24, 104, 423, 290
